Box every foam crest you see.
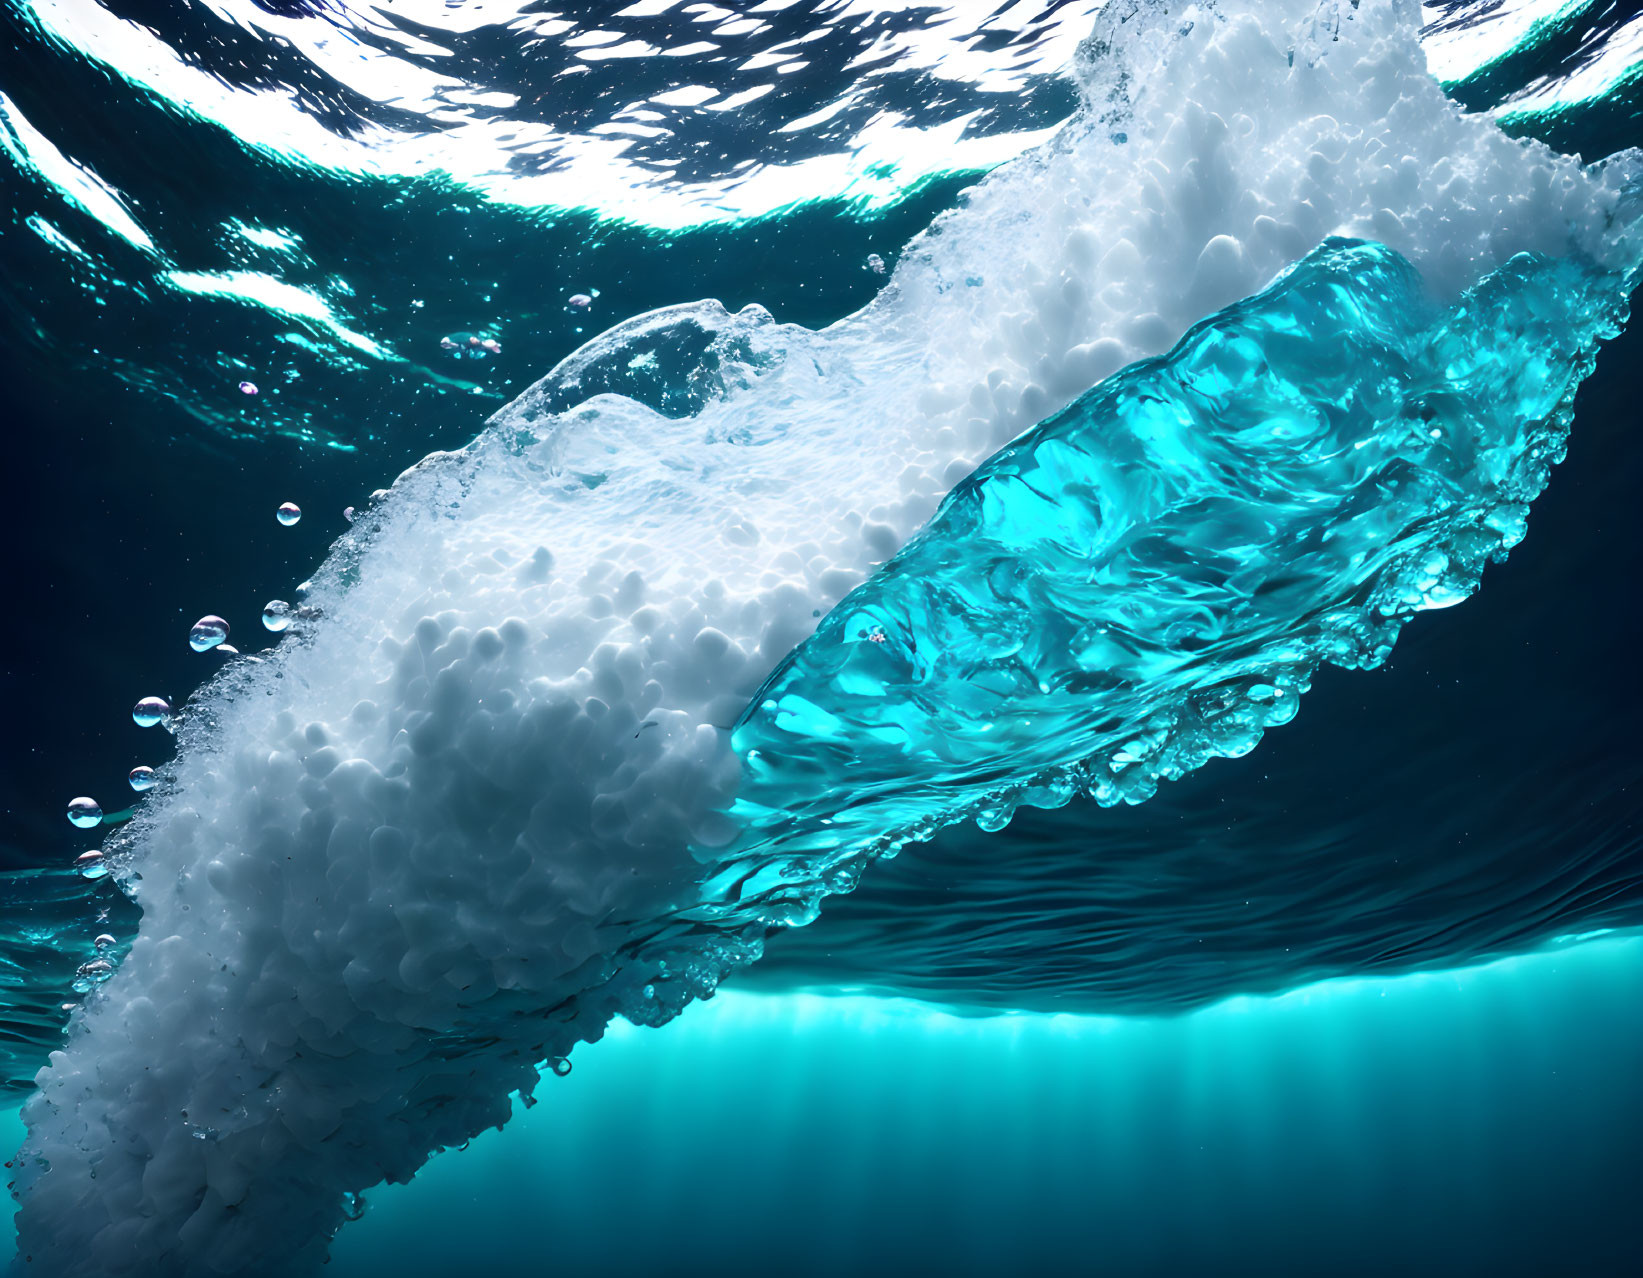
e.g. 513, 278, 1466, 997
14, 2, 1642, 1273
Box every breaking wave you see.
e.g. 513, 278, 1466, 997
10, 2, 1643, 1273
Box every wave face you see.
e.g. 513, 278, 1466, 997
10, 1, 1643, 1273
722, 241, 1627, 887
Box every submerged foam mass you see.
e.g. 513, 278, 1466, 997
13, 2, 1643, 1273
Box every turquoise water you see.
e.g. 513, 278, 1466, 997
8, 933, 1636, 1274
334, 934, 1643, 1276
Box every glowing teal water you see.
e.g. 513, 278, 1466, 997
718, 240, 1629, 922
5, 937, 1640, 1271
317, 935, 1642, 1277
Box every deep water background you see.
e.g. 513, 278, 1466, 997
3, 2, 1643, 1273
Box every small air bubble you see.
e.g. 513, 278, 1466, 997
262, 601, 292, 632
188, 615, 229, 652
238, 381, 258, 396
549, 1057, 572, 1077
343, 506, 356, 523
276, 502, 301, 527
128, 766, 156, 792
132, 696, 172, 728
94, 934, 116, 951
66, 797, 102, 829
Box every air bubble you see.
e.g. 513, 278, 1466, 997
548, 1057, 572, 1077
66, 797, 102, 829
343, 506, 356, 523
567, 293, 592, 310
276, 502, 301, 527
132, 696, 172, 728
217, 644, 239, 656
75, 851, 108, 880
341, 1192, 366, 1223
128, 766, 156, 792
93, 934, 115, 951
238, 380, 258, 396
866, 253, 886, 275
262, 601, 292, 632
188, 615, 229, 652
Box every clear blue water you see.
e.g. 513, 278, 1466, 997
4, 2, 1643, 1273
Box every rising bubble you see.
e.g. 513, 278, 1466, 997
276, 502, 301, 527
188, 615, 230, 652
93, 934, 116, 951
66, 797, 102, 829
262, 601, 292, 632
132, 696, 172, 728
128, 766, 156, 792
238, 381, 258, 396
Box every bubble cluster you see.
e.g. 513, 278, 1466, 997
71, 959, 115, 995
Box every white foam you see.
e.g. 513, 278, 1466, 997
16, 2, 1641, 1272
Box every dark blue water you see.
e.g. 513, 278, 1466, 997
3, 2, 1643, 1273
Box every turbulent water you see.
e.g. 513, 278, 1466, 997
4, 1, 1643, 1274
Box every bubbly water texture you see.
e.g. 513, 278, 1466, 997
16, 2, 1643, 1273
